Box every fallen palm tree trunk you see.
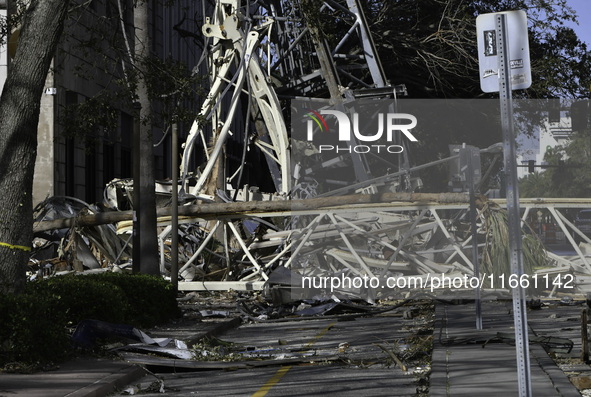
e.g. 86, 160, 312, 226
33, 192, 473, 233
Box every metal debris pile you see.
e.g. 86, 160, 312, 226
29, 192, 591, 303
30, 196, 133, 278
27, 0, 591, 301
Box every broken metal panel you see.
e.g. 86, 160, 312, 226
29, 196, 133, 276
72, 319, 170, 348
71, 233, 101, 271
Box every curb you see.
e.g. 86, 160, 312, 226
64, 365, 146, 397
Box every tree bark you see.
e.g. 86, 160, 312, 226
134, 1, 159, 275
33, 192, 476, 232
0, 0, 70, 294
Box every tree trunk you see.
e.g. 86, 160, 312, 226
0, 0, 70, 294
33, 192, 477, 232
134, 1, 159, 275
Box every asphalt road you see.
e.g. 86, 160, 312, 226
116, 303, 433, 396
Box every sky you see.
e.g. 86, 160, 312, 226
567, 0, 591, 46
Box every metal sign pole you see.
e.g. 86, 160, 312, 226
171, 123, 179, 291
465, 147, 483, 330
496, 13, 532, 397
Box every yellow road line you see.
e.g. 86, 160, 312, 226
252, 365, 292, 397
304, 321, 336, 348
251, 321, 336, 396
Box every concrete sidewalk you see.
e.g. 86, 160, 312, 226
430, 300, 581, 396
0, 356, 145, 397
0, 316, 242, 397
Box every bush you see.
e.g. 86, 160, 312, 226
0, 293, 71, 365
92, 272, 181, 327
0, 272, 181, 367
26, 274, 131, 325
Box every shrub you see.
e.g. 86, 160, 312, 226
26, 274, 131, 325
0, 293, 70, 365
0, 272, 181, 368
92, 272, 181, 327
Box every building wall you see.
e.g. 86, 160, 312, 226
48, 0, 136, 205
0, 8, 6, 94
516, 110, 572, 179
27, 1, 210, 205
32, 68, 56, 204
149, 1, 209, 179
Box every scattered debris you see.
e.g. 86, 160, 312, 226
29, 191, 591, 303
374, 342, 407, 371
72, 319, 170, 348
30, 196, 132, 277
486, 332, 574, 354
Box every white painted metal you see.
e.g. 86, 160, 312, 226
430, 210, 474, 270
180, 3, 290, 196
178, 281, 265, 291
177, 221, 222, 274
548, 207, 591, 273
228, 221, 269, 280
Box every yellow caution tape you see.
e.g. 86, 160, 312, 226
0, 241, 31, 252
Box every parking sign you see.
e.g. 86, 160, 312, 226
476, 10, 531, 93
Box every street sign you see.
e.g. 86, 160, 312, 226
476, 10, 531, 93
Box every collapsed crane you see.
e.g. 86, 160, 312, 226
92, 1, 591, 298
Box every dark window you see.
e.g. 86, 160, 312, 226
104, 143, 115, 184
85, 145, 97, 203
120, 112, 133, 178
65, 137, 75, 197
121, 148, 132, 178
65, 91, 78, 197
549, 107, 560, 123
121, 112, 133, 147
